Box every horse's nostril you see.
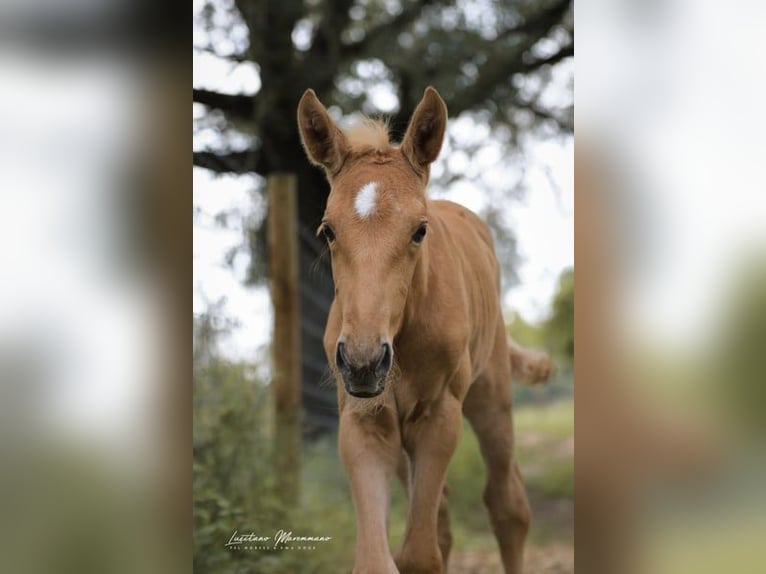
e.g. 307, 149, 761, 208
376, 342, 393, 376
336, 341, 348, 371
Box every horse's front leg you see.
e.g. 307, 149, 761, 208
339, 403, 401, 574
395, 391, 463, 574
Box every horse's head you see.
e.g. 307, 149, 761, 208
298, 87, 447, 398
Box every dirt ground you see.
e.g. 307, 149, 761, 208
449, 542, 574, 574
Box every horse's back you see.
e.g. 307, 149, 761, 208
429, 200, 505, 378
430, 200, 495, 251
429, 199, 500, 290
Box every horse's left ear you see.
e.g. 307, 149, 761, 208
401, 86, 448, 172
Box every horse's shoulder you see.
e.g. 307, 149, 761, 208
429, 199, 492, 242
429, 198, 477, 219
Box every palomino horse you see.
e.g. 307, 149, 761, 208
297, 86, 551, 574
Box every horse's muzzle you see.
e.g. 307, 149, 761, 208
336, 341, 392, 398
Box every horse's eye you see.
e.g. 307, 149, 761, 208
321, 225, 336, 244
411, 224, 427, 244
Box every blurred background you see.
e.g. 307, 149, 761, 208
193, 0, 573, 572
0, 1, 188, 574
576, 1, 766, 573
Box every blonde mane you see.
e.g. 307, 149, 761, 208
344, 117, 392, 153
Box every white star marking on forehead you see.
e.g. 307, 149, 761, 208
354, 182, 378, 218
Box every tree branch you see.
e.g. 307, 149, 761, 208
193, 148, 266, 175
193, 88, 255, 121
449, 1, 572, 116
341, 0, 435, 60
521, 42, 574, 73
193, 45, 251, 64
514, 98, 573, 132
301, 0, 356, 92
508, 0, 572, 36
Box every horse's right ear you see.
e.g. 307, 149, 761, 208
297, 89, 349, 177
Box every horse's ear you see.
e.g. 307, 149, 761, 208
297, 89, 349, 176
401, 86, 447, 172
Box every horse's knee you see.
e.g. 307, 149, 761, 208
512, 489, 532, 534
483, 479, 531, 535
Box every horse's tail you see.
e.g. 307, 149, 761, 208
508, 336, 554, 385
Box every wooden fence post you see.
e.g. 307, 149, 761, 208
267, 173, 302, 506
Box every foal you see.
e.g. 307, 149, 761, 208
298, 87, 548, 574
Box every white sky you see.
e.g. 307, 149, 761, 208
193, 32, 573, 361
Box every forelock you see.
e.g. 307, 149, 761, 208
344, 117, 392, 154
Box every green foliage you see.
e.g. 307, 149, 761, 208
506, 267, 574, 404
507, 266, 574, 366
545, 267, 574, 368
193, 356, 272, 574
194, 358, 357, 573
514, 399, 574, 440
716, 258, 766, 438
514, 401, 574, 499
193, 308, 355, 574
507, 310, 547, 349
445, 422, 491, 535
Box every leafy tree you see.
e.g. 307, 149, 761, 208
194, 0, 573, 177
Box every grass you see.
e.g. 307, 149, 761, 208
194, 351, 573, 572
242, 397, 576, 570
208, 401, 574, 574
514, 399, 574, 440
514, 400, 574, 499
